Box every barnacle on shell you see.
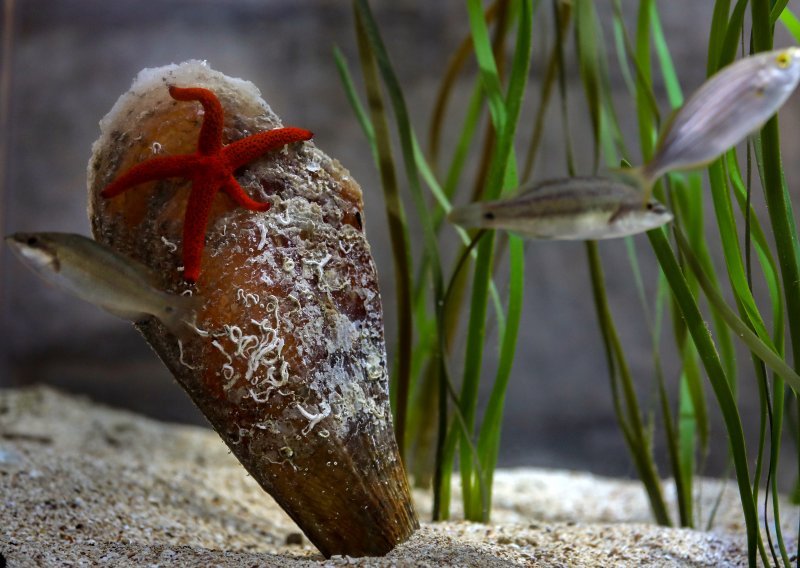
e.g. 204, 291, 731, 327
87, 60, 418, 558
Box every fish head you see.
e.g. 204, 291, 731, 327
773, 47, 800, 71
759, 47, 800, 96
606, 199, 673, 238
5, 233, 61, 274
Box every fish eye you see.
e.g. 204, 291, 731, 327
484, 211, 495, 220
646, 202, 654, 210
26, 236, 38, 246
776, 52, 792, 69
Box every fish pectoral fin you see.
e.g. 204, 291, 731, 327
607, 205, 627, 225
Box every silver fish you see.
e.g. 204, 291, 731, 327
448, 176, 672, 239
5, 232, 196, 332
638, 47, 800, 187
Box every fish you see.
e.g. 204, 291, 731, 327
5, 232, 196, 332
632, 47, 800, 191
448, 176, 673, 239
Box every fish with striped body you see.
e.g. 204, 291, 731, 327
448, 176, 672, 240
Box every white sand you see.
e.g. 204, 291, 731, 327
2, 386, 791, 566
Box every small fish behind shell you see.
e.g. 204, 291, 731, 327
448, 176, 672, 239
5, 232, 196, 333
633, 47, 800, 190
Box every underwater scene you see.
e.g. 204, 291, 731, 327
2, 1, 800, 566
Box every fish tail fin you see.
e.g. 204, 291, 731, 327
160, 293, 202, 340
608, 163, 655, 201
448, 203, 485, 229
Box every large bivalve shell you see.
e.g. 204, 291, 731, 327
86, 61, 418, 557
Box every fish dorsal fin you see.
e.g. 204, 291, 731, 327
101, 241, 169, 291
608, 204, 627, 225
90, 237, 170, 291
65, 233, 167, 291
135, 259, 168, 290
517, 178, 575, 195
517, 176, 608, 196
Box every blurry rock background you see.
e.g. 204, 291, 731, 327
1, 0, 798, 483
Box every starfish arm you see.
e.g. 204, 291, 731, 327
101, 155, 199, 198
222, 175, 272, 212
222, 127, 313, 170
169, 86, 225, 155
181, 179, 217, 283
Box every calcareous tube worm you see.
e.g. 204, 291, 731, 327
87, 60, 418, 557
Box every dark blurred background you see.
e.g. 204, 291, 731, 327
1, 0, 799, 483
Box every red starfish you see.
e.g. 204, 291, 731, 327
101, 85, 313, 283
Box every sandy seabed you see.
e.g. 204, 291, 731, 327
1, 386, 794, 567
